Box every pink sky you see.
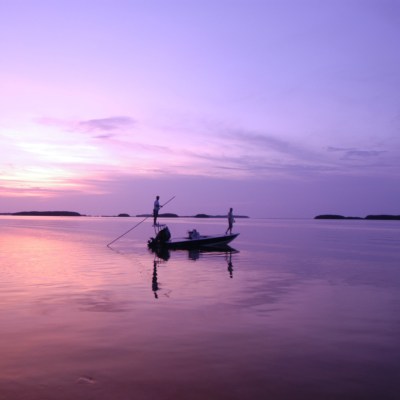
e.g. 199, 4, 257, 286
1, 0, 399, 218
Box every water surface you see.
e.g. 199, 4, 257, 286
1, 216, 399, 399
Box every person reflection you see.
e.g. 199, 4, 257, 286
152, 260, 159, 299
226, 251, 234, 278
186, 248, 236, 277
151, 249, 170, 299
188, 249, 200, 260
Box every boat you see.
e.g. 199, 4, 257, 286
147, 225, 239, 250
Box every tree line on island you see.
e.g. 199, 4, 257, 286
315, 214, 400, 220
4, 211, 82, 216
3, 211, 398, 220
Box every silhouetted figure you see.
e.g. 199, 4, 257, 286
153, 195, 161, 226
152, 260, 159, 299
225, 208, 235, 235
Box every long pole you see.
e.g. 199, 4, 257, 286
107, 216, 149, 247
106, 195, 176, 247
160, 195, 176, 209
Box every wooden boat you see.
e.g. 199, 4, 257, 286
148, 226, 239, 250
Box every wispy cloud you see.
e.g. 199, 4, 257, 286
327, 146, 354, 152
345, 150, 387, 158
225, 130, 293, 154
77, 116, 135, 132
222, 129, 327, 164
184, 126, 398, 179
327, 146, 387, 159
198, 128, 336, 177
93, 133, 115, 140
11, 114, 398, 190
36, 116, 136, 137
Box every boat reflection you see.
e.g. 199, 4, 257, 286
150, 245, 238, 262
150, 246, 239, 298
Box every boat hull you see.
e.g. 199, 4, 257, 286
149, 233, 239, 250
165, 233, 239, 249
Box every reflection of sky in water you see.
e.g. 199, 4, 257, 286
1, 217, 400, 399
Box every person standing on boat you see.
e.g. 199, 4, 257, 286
225, 207, 235, 235
153, 196, 162, 226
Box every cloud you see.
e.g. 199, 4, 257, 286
205, 128, 335, 176
327, 146, 387, 159
345, 150, 386, 158
226, 130, 293, 155
78, 116, 135, 132
182, 145, 336, 179
222, 129, 330, 166
93, 134, 115, 140
327, 146, 354, 152
192, 127, 397, 179
36, 116, 136, 136
26, 114, 397, 183
35, 117, 72, 129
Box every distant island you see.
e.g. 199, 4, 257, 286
136, 213, 179, 218
10, 211, 82, 217
193, 213, 249, 219
3, 211, 398, 220
315, 214, 400, 220
135, 213, 249, 218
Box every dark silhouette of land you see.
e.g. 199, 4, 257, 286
365, 215, 400, 220
136, 213, 249, 218
315, 214, 400, 220
193, 213, 249, 219
136, 213, 179, 218
10, 211, 82, 217
2, 211, 397, 220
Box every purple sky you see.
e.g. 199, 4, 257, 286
1, 0, 399, 218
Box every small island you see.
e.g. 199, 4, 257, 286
315, 214, 400, 220
11, 211, 82, 217
136, 213, 179, 218
193, 213, 249, 218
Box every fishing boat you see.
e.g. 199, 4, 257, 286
148, 225, 239, 250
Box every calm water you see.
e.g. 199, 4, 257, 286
1, 216, 400, 400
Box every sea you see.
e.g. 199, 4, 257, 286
1, 216, 399, 400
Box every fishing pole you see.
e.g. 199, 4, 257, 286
106, 195, 176, 247
160, 195, 176, 208
106, 216, 149, 247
